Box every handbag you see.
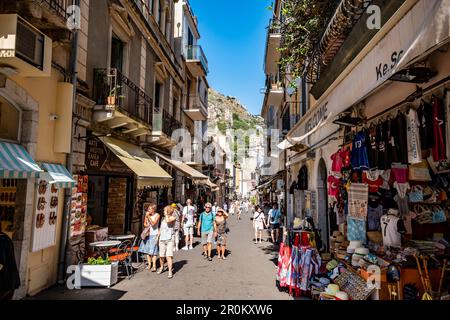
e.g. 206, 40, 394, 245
432, 206, 447, 224
413, 204, 433, 224
438, 188, 448, 201
409, 161, 432, 181
140, 226, 151, 240
409, 185, 424, 203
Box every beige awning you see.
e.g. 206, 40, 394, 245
99, 137, 173, 188
153, 152, 209, 184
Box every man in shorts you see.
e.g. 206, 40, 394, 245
181, 199, 195, 250
267, 203, 281, 244
197, 202, 216, 261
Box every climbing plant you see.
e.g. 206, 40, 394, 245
275, 0, 337, 85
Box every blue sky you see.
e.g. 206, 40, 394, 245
190, 0, 273, 116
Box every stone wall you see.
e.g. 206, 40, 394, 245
107, 178, 127, 235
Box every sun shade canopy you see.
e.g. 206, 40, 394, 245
0, 142, 43, 178
41, 163, 76, 188
153, 152, 209, 184
100, 137, 173, 188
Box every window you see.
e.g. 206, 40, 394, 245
154, 81, 163, 110
111, 35, 124, 72
148, 0, 154, 14
0, 96, 21, 142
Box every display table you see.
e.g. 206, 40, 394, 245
85, 226, 108, 256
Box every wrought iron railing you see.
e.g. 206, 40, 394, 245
93, 68, 155, 125
39, 0, 71, 21
161, 109, 181, 137
185, 45, 209, 74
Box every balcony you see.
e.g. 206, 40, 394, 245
184, 94, 208, 121
264, 19, 281, 75
185, 45, 209, 76
146, 108, 181, 150
0, 0, 72, 37
92, 68, 152, 138
261, 73, 284, 107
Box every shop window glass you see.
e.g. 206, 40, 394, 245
0, 96, 21, 142
0, 179, 18, 240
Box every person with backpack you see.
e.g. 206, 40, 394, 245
253, 205, 267, 244
197, 202, 216, 261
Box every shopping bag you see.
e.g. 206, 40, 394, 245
409, 185, 424, 203
409, 161, 432, 181
432, 206, 447, 224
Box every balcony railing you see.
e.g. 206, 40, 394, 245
39, 0, 71, 21
185, 45, 209, 74
161, 109, 181, 137
188, 94, 208, 112
260, 73, 283, 94
93, 68, 155, 125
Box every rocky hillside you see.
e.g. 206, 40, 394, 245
208, 88, 265, 134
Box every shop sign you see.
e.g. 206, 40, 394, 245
85, 137, 108, 171
305, 103, 328, 133
31, 178, 59, 252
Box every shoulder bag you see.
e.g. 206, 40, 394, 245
409, 185, 424, 203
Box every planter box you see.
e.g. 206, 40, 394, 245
79, 262, 118, 287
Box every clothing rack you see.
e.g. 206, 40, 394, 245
364, 75, 450, 124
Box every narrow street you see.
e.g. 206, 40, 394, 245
28, 213, 290, 300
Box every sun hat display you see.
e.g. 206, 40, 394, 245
355, 247, 370, 256
325, 284, 340, 296
348, 241, 363, 249
335, 291, 349, 300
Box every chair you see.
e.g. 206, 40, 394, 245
109, 240, 132, 279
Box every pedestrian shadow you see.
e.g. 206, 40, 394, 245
173, 260, 188, 274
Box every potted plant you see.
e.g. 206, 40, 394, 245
107, 85, 123, 105
79, 256, 119, 288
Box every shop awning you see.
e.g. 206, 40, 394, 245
256, 170, 284, 189
153, 152, 209, 184
41, 163, 76, 188
99, 137, 173, 188
0, 142, 43, 178
281, 113, 331, 150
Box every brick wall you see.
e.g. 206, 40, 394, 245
107, 178, 127, 235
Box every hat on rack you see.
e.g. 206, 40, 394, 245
335, 291, 349, 300
325, 284, 340, 296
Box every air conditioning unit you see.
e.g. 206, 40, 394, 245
0, 14, 52, 77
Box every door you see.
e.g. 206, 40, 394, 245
317, 159, 329, 251
111, 35, 124, 72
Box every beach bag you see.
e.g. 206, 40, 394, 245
413, 205, 433, 224
409, 161, 432, 181
409, 185, 424, 203
432, 206, 447, 224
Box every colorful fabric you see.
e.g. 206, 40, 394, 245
391, 163, 409, 183
348, 183, 368, 220
362, 171, 383, 193
432, 96, 446, 161
347, 216, 367, 242
328, 175, 341, 198
367, 203, 383, 231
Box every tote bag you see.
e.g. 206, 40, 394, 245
409, 161, 432, 181
409, 185, 424, 203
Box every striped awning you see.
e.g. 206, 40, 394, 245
0, 142, 43, 178
41, 163, 76, 188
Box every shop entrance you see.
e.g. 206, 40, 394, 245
87, 174, 133, 235
317, 158, 329, 251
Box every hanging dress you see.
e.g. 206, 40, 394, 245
432, 96, 446, 161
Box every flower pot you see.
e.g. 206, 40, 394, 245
79, 262, 118, 287
107, 96, 116, 105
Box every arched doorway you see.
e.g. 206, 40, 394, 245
317, 158, 329, 251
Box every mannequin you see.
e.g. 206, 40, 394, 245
380, 208, 406, 249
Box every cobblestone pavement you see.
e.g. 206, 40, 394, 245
28, 212, 291, 300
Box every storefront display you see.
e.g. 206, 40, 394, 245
0, 179, 17, 239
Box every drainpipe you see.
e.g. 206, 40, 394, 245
58, 0, 80, 284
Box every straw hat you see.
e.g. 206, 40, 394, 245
325, 284, 340, 296
335, 291, 349, 300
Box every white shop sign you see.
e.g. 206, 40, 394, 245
294, 0, 450, 145
31, 178, 59, 252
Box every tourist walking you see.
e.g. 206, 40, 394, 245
253, 205, 266, 244
214, 208, 229, 260
139, 203, 160, 272
212, 202, 218, 215
235, 201, 242, 220
0, 224, 20, 300
157, 205, 177, 279
267, 203, 281, 244
172, 203, 181, 252
197, 202, 216, 261
223, 202, 228, 213
181, 199, 195, 250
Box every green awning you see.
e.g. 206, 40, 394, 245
0, 142, 43, 178
41, 163, 76, 188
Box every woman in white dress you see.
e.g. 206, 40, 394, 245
253, 205, 266, 243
